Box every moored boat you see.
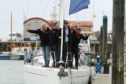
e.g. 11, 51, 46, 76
24, 0, 94, 84
24, 64, 91, 84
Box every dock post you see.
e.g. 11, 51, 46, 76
112, 0, 125, 84
103, 15, 109, 74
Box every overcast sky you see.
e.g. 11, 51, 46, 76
0, 0, 113, 38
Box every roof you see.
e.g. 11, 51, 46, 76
69, 21, 93, 27
48, 20, 93, 27
81, 31, 95, 34
24, 17, 93, 27
23, 17, 50, 25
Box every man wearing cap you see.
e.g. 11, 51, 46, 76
56, 20, 75, 67
62, 20, 71, 64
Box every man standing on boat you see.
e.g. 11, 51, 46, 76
27, 24, 50, 67
67, 24, 76, 67
62, 20, 71, 64
69, 28, 89, 69
48, 22, 60, 67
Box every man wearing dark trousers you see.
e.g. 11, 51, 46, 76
69, 28, 89, 69
67, 24, 76, 68
27, 25, 50, 67
62, 20, 71, 64
48, 22, 60, 67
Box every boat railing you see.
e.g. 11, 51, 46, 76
24, 46, 94, 69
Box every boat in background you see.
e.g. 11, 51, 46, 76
0, 44, 31, 60
11, 44, 31, 56
0, 51, 21, 60
0, 12, 32, 60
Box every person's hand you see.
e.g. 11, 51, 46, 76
59, 36, 62, 39
40, 28, 44, 31
85, 34, 90, 37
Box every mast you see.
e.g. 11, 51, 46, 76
51, 6, 57, 22
10, 12, 13, 50
59, 0, 65, 61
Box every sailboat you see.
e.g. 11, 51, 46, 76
24, 0, 95, 84
0, 12, 31, 60
9, 11, 33, 59
0, 12, 22, 60
24, 41, 95, 84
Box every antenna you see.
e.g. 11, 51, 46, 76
92, 0, 96, 22
51, 6, 57, 21
26, 0, 29, 18
23, 11, 27, 21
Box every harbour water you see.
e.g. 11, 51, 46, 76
0, 60, 24, 84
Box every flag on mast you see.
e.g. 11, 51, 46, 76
69, 0, 90, 15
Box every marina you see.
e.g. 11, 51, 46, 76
0, 0, 126, 84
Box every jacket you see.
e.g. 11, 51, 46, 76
28, 28, 49, 46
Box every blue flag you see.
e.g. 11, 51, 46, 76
69, 0, 90, 15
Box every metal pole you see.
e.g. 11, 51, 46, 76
103, 15, 109, 74
103, 15, 107, 64
10, 12, 13, 50
100, 26, 104, 65
59, 0, 65, 61
112, 0, 125, 84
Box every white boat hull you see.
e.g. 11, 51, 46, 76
24, 65, 91, 84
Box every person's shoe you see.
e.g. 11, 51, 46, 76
42, 65, 45, 67
75, 67, 78, 70
52, 64, 55, 68
56, 63, 59, 68
42, 65, 46, 67
42, 65, 49, 67
45, 64, 49, 67
71, 66, 75, 69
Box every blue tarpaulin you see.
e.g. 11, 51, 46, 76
69, 0, 90, 15
96, 55, 101, 73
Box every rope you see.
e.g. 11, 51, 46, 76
69, 68, 73, 84
33, 41, 40, 57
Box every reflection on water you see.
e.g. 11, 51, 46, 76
0, 60, 24, 84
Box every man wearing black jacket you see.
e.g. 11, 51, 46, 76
55, 20, 71, 65
48, 23, 60, 67
62, 20, 71, 64
27, 25, 50, 67
69, 28, 89, 69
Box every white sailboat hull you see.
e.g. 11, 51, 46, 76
24, 65, 91, 84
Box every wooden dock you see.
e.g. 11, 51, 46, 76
93, 73, 126, 84
93, 74, 111, 84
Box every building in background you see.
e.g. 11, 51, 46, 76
23, 17, 93, 41
69, 21, 93, 34
23, 17, 50, 41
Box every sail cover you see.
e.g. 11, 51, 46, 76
69, 0, 90, 15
